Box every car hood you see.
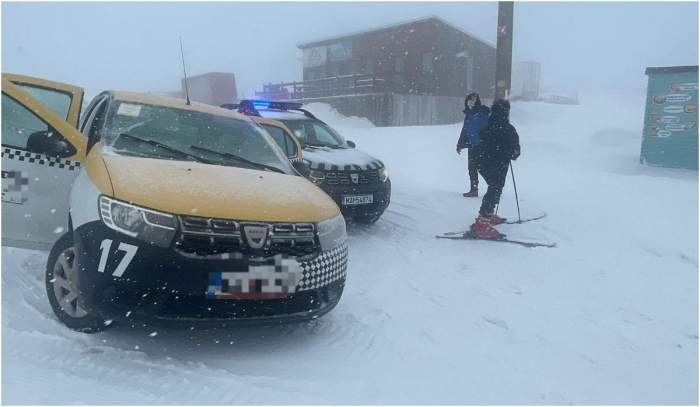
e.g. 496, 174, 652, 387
302, 146, 384, 171
98, 154, 339, 222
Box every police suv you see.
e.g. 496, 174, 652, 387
2, 74, 348, 332
223, 100, 391, 224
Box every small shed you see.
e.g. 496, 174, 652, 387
641, 65, 698, 170
180, 72, 237, 107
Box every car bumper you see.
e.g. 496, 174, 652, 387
320, 179, 391, 218
73, 221, 348, 324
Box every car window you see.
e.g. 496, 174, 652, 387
16, 84, 72, 122
83, 98, 109, 151
80, 97, 104, 134
2, 93, 50, 150
261, 124, 296, 157
279, 120, 310, 144
101, 101, 294, 174
280, 119, 345, 148
311, 122, 343, 146
81, 97, 107, 135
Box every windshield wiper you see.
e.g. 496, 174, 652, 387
118, 133, 212, 164
305, 142, 343, 149
188, 145, 285, 174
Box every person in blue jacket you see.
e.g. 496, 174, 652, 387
456, 93, 490, 197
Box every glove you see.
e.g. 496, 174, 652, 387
511, 147, 521, 160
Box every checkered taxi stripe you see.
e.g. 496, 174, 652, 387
297, 242, 348, 291
1, 146, 81, 171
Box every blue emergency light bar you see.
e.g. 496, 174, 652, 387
251, 100, 270, 108
248, 100, 303, 111
220, 99, 319, 121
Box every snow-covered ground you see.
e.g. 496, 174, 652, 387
2, 92, 697, 404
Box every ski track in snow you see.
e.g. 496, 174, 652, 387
3, 92, 698, 404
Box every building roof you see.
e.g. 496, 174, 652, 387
298, 15, 495, 50
645, 65, 698, 75
186, 72, 237, 80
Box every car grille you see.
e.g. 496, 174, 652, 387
324, 170, 380, 185
175, 216, 319, 259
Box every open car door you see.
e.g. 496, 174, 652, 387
2, 76, 87, 250
2, 73, 84, 128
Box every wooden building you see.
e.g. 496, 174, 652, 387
257, 16, 496, 126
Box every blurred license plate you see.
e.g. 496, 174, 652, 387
342, 194, 373, 206
207, 257, 301, 300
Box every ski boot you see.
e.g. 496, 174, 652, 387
462, 188, 478, 198
486, 213, 506, 225
470, 216, 503, 239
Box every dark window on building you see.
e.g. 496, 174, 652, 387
456, 54, 475, 91
328, 41, 352, 62
366, 57, 375, 74
422, 52, 434, 74
354, 58, 364, 74
395, 57, 406, 73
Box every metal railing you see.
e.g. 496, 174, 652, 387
256, 72, 412, 100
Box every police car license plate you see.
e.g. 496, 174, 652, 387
207, 257, 302, 300
342, 194, 373, 206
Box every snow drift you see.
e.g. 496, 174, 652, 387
2, 91, 697, 404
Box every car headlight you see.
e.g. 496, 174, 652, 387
317, 213, 347, 251
379, 167, 389, 183
99, 196, 177, 247
309, 169, 325, 184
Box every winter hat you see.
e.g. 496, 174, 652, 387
464, 93, 481, 107
463, 93, 482, 113
489, 98, 510, 123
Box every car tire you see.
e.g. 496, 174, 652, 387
352, 213, 382, 224
46, 232, 112, 333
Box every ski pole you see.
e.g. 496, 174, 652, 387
510, 162, 521, 223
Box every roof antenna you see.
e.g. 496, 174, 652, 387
179, 36, 191, 105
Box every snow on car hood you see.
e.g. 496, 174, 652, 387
302, 146, 384, 171
98, 154, 339, 222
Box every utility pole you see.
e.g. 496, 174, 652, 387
495, 1, 514, 99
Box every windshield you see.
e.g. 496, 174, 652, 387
101, 101, 294, 174
279, 119, 346, 148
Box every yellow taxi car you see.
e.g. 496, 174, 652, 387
2, 74, 348, 332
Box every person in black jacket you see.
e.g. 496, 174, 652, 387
470, 98, 521, 239
456, 93, 490, 197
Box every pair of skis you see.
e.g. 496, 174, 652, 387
436, 213, 556, 248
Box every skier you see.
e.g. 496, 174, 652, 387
470, 98, 521, 239
456, 93, 490, 197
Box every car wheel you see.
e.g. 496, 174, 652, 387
46, 232, 112, 333
352, 213, 382, 224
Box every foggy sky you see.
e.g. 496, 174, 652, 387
2, 1, 698, 98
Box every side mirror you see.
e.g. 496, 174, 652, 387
285, 134, 302, 161
346, 140, 356, 148
291, 160, 311, 177
26, 130, 76, 158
